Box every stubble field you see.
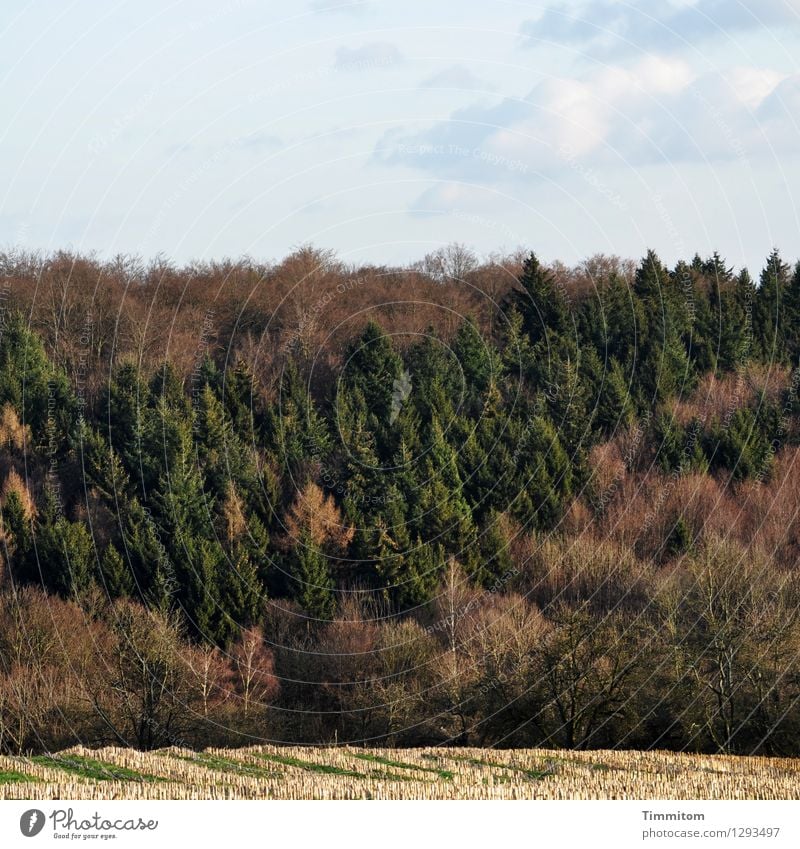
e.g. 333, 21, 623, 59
0, 746, 798, 800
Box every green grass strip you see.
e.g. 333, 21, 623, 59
429, 752, 553, 781
172, 752, 280, 780
254, 751, 422, 783
255, 752, 366, 778
354, 752, 453, 780
0, 769, 38, 784
29, 754, 163, 782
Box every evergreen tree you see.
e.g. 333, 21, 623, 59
754, 249, 791, 362
217, 546, 263, 646
0, 312, 76, 450
268, 356, 330, 481
510, 252, 569, 345
1, 488, 34, 583
499, 305, 536, 382
634, 251, 694, 405
585, 352, 635, 436
98, 543, 134, 598
511, 414, 573, 530
783, 262, 800, 363
705, 407, 774, 481
476, 510, 513, 586
178, 537, 222, 642
341, 321, 403, 426
452, 317, 494, 406
716, 269, 755, 372
104, 362, 145, 474
36, 515, 94, 598
413, 418, 478, 558
290, 530, 335, 620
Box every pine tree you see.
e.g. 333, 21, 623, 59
499, 306, 536, 381
783, 262, 800, 363
291, 530, 334, 620
511, 414, 573, 530
0, 311, 76, 450
122, 497, 171, 594
547, 355, 591, 474
476, 510, 513, 586
452, 317, 494, 404
510, 252, 569, 345
585, 352, 635, 436
269, 356, 330, 481
717, 269, 756, 372
104, 362, 145, 474
341, 320, 403, 426
223, 359, 262, 437
179, 537, 223, 642
1, 488, 34, 583
632, 252, 694, 405
37, 516, 94, 598
217, 546, 263, 646
754, 249, 791, 362
99, 543, 134, 598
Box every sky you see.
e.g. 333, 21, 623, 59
1, 0, 799, 272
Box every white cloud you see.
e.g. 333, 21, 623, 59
520, 0, 800, 56
420, 65, 495, 92
333, 42, 404, 72
727, 67, 788, 109
375, 57, 798, 186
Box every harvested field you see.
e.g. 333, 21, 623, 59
0, 747, 798, 800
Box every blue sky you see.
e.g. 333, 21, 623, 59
1, 0, 799, 272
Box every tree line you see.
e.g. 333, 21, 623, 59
0, 245, 799, 754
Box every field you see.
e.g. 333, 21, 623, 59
0, 747, 798, 800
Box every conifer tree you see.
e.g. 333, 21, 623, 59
476, 510, 514, 586
36, 515, 95, 598
341, 321, 403, 426
754, 249, 791, 362
99, 543, 134, 598
452, 317, 494, 404
511, 252, 569, 345
291, 530, 335, 620
1, 488, 34, 583
783, 262, 800, 363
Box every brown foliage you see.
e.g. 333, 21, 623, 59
282, 481, 354, 551
0, 406, 28, 453
1, 469, 36, 520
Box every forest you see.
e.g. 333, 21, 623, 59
0, 243, 800, 756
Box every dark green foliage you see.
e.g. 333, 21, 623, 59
98, 543, 134, 598
586, 352, 635, 436
510, 252, 570, 345
653, 415, 707, 475
510, 414, 573, 530
784, 262, 800, 363
1, 489, 35, 583
452, 317, 495, 409
0, 312, 76, 450
341, 320, 403, 426
705, 407, 775, 481
104, 362, 145, 474
664, 516, 694, 559
268, 357, 330, 482
290, 531, 334, 620
2, 248, 800, 663
753, 249, 791, 362
36, 514, 95, 598
476, 510, 513, 586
